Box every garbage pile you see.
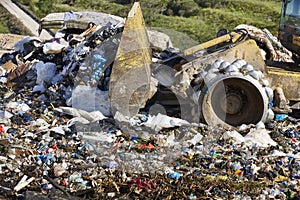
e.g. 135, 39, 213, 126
0, 10, 300, 200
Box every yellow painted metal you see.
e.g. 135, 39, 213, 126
183, 35, 300, 101
184, 32, 300, 101
265, 66, 300, 101
109, 2, 153, 117
183, 32, 242, 56
112, 3, 151, 70
182, 39, 266, 73
292, 35, 300, 47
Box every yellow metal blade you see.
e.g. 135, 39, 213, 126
109, 2, 153, 117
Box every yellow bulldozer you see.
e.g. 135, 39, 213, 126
39, 1, 300, 129
109, 1, 300, 129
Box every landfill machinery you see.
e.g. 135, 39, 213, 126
108, 2, 300, 129
38, 2, 300, 129
279, 0, 300, 56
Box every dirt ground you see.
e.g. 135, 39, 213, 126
0, 34, 25, 56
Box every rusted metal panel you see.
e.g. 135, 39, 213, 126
109, 2, 154, 117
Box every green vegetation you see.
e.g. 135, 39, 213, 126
5, 0, 282, 47
0, 5, 31, 35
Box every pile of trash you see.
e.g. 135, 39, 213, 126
0, 7, 299, 200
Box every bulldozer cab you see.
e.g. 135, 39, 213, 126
282, 0, 300, 19
279, 0, 300, 55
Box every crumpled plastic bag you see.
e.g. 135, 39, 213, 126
144, 113, 190, 131
54, 106, 106, 124
43, 38, 69, 54
71, 85, 111, 116
33, 61, 56, 86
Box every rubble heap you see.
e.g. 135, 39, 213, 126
0, 8, 299, 200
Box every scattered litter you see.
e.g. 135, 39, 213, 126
0, 3, 298, 200
144, 113, 190, 131
244, 128, 277, 147
14, 175, 35, 192
223, 130, 245, 143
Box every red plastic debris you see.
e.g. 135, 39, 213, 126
112, 141, 121, 149
52, 144, 59, 150
136, 143, 156, 150
61, 179, 68, 186
130, 178, 156, 190
0, 125, 4, 133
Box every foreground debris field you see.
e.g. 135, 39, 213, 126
0, 2, 300, 200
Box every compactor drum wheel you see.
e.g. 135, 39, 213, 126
199, 59, 273, 128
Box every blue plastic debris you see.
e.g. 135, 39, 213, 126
285, 128, 299, 138
37, 142, 49, 153
91, 53, 107, 81
233, 162, 243, 170
168, 171, 183, 179
270, 99, 273, 108
72, 153, 81, 159
288, 157, 294, 165
130, 136, 138, 141
218, 141, 225, 146
78, 143, 100, 153
276, 160, 283, 166
41, 183, 53, 194
24, 115, 32, 123
139, 115, 148, 122
42, 105, 47, 109
37, 153, 56, 165
275, 114, 288, 121
69, 174, 83, 183
104, 161, 119, 169
183, 147, 191, 153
